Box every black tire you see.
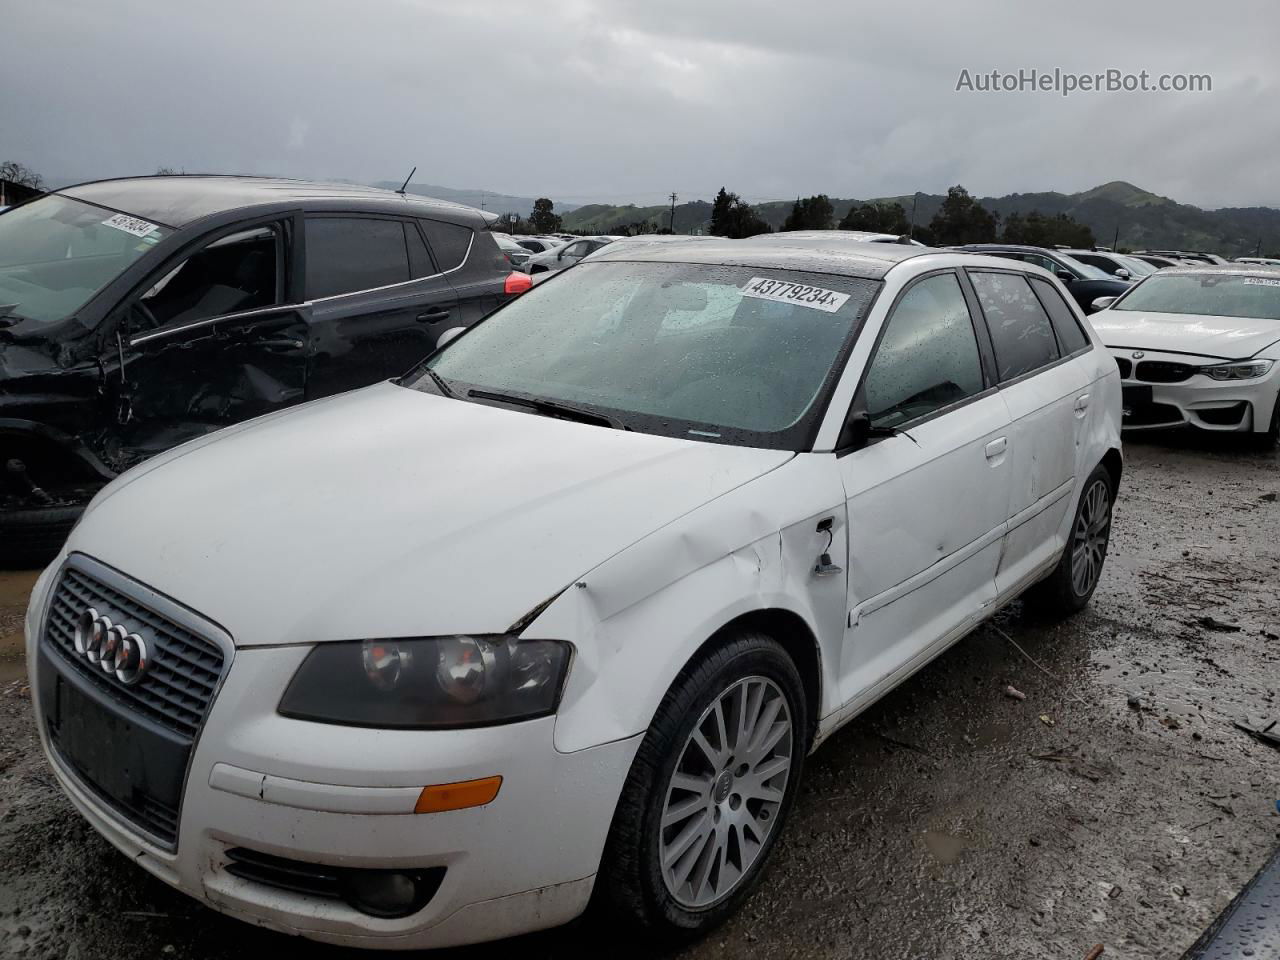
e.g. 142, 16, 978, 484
1024, 462, 1114, 617
0, 503, 83, 569
598, 632, 808, 942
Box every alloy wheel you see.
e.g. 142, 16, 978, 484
659, 676, 793, 909
1071, 478, 1111, 597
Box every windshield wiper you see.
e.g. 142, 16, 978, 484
422, 368, 456, 398
467, 388, 625, 429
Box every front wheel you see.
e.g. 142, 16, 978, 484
598, 633, 807, 941
1024, 463, 1114, 617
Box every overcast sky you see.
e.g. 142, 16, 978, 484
4, 0, 1278, 210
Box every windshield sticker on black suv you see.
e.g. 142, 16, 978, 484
742, 277, 851, 313
1242, 277, 1280, 287
101, 213, 160, 238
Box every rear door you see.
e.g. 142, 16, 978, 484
965, 268, 1094, 597
837, 270, 1012, 704
424, 220, 504, 328
302, 214, 457, 397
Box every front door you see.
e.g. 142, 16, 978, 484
107, 219, 309, 462
837, 271, 1012, 706
301, 214, 457, 397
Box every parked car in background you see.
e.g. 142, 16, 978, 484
1131, 253, 1189, 270
493, 232, 533, 271
1234, 256, 1280, 267
526, 235, 620, 274
1066, 249, 1157, 280
751, 230, 926, 246
515, 237, 563, 255
0, 176, 531, 563
1134, 249, 1229, 266
26, 239, 1120, 948
1088, 265, 1280, 445
950, 244, 1132, 313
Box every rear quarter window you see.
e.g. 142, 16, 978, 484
420, 219, 473, 272
1029, 276, 1090, 354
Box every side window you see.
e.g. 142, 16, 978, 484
304, 217, 409, 299
404, 222, 434, 278
563, 241, 587, 258
419, 219, 472, 272
969, 271, 1061, 381
863, 273, 986, 429
1029, 276, 1090, 354
137, 223, 282, 330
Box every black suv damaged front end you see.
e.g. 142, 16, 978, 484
1, 318, 121, 565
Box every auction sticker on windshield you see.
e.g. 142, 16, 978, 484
102, 213, 161, 238
742, 276, 851, 313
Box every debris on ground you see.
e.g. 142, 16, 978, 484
1232, 719, 1280, 751
1039, 714, 1055, 727
1192, 616, 1243, 633
1005, 684, 1027, 701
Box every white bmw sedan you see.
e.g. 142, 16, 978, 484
1089, 265, 1280, 445
25, 241, 1121, 949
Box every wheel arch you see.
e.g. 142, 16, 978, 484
701, 608, 823, 749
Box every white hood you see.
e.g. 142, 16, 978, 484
1090, 309, 1280, 359
70, 383, 792, 646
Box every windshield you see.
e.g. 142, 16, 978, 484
1056, 253, 1114, 281
0, 194, 171, 324
1113, 273, 1280, 320
413, 261, 879, 449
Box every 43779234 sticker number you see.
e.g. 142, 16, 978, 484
741, 276, 851, 313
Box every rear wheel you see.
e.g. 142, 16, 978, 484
599, 633, 806, 941
1024, 463, 1114, 617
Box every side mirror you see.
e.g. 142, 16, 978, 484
1055, 270, 1075, 283
838, 408, 895, 451
1114, 268, 1131, 280
436, 327, 465, 348
557, 251, 564, 261
1091, 296, 1117, 312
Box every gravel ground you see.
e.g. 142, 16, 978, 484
1, 435, 1277, 960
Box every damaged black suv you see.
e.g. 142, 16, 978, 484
0, 176, 529, 563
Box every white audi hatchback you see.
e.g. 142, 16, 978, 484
25, 240, 1122, 949
1088, 265, 1280, 445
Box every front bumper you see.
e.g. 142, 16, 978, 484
27, 567, 640, 949
1109, 350, 1280, 433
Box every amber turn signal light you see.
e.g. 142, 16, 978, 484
414, 776, 502, 814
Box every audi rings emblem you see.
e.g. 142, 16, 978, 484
74, 607, 149, 685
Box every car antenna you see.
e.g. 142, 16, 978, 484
395, 166, 417, 195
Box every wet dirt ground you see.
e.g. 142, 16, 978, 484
1, 436, 1277, 960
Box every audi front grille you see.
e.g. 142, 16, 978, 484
45, 565, 224, 738
38, 556, 230, 849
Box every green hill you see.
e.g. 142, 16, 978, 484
563, 181, 1280, 256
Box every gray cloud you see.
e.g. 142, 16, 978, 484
3, 0, 1277, 209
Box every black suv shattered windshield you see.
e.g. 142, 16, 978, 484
0, 195, 171, 325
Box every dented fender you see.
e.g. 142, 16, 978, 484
527, 454, 849, 755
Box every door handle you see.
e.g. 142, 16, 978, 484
1074, 394, 1091, 417
417, 308, 451, 323
984, 437, 1008, 460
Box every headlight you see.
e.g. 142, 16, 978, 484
1200, 360, 1274, 380
278, 636, 571, 728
